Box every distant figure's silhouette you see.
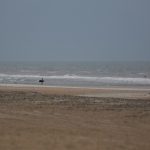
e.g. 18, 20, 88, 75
39, 78, 44, 85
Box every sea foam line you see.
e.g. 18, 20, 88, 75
0, 73, 150, 84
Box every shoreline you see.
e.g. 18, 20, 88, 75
0, 83, 150, 99
1, 83, 150, 90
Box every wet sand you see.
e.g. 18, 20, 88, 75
0, 85, 150, 150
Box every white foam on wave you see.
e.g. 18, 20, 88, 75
0, 73, 150, 85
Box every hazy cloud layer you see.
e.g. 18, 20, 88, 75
0, 0, 150, 61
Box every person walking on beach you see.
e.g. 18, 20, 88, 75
39, 78, 44, 85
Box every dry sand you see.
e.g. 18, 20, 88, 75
0, 85, 150, 150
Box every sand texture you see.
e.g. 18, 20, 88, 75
0, 86, 150, 150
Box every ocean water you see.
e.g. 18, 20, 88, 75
0, 61, 150, 87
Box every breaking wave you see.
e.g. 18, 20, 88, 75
0, 73, 150, 85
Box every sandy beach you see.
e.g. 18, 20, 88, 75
0, 84, 150, 150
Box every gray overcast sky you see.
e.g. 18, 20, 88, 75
0, 0, 150, 61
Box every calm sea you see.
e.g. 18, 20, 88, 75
0, 61, 150, 87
